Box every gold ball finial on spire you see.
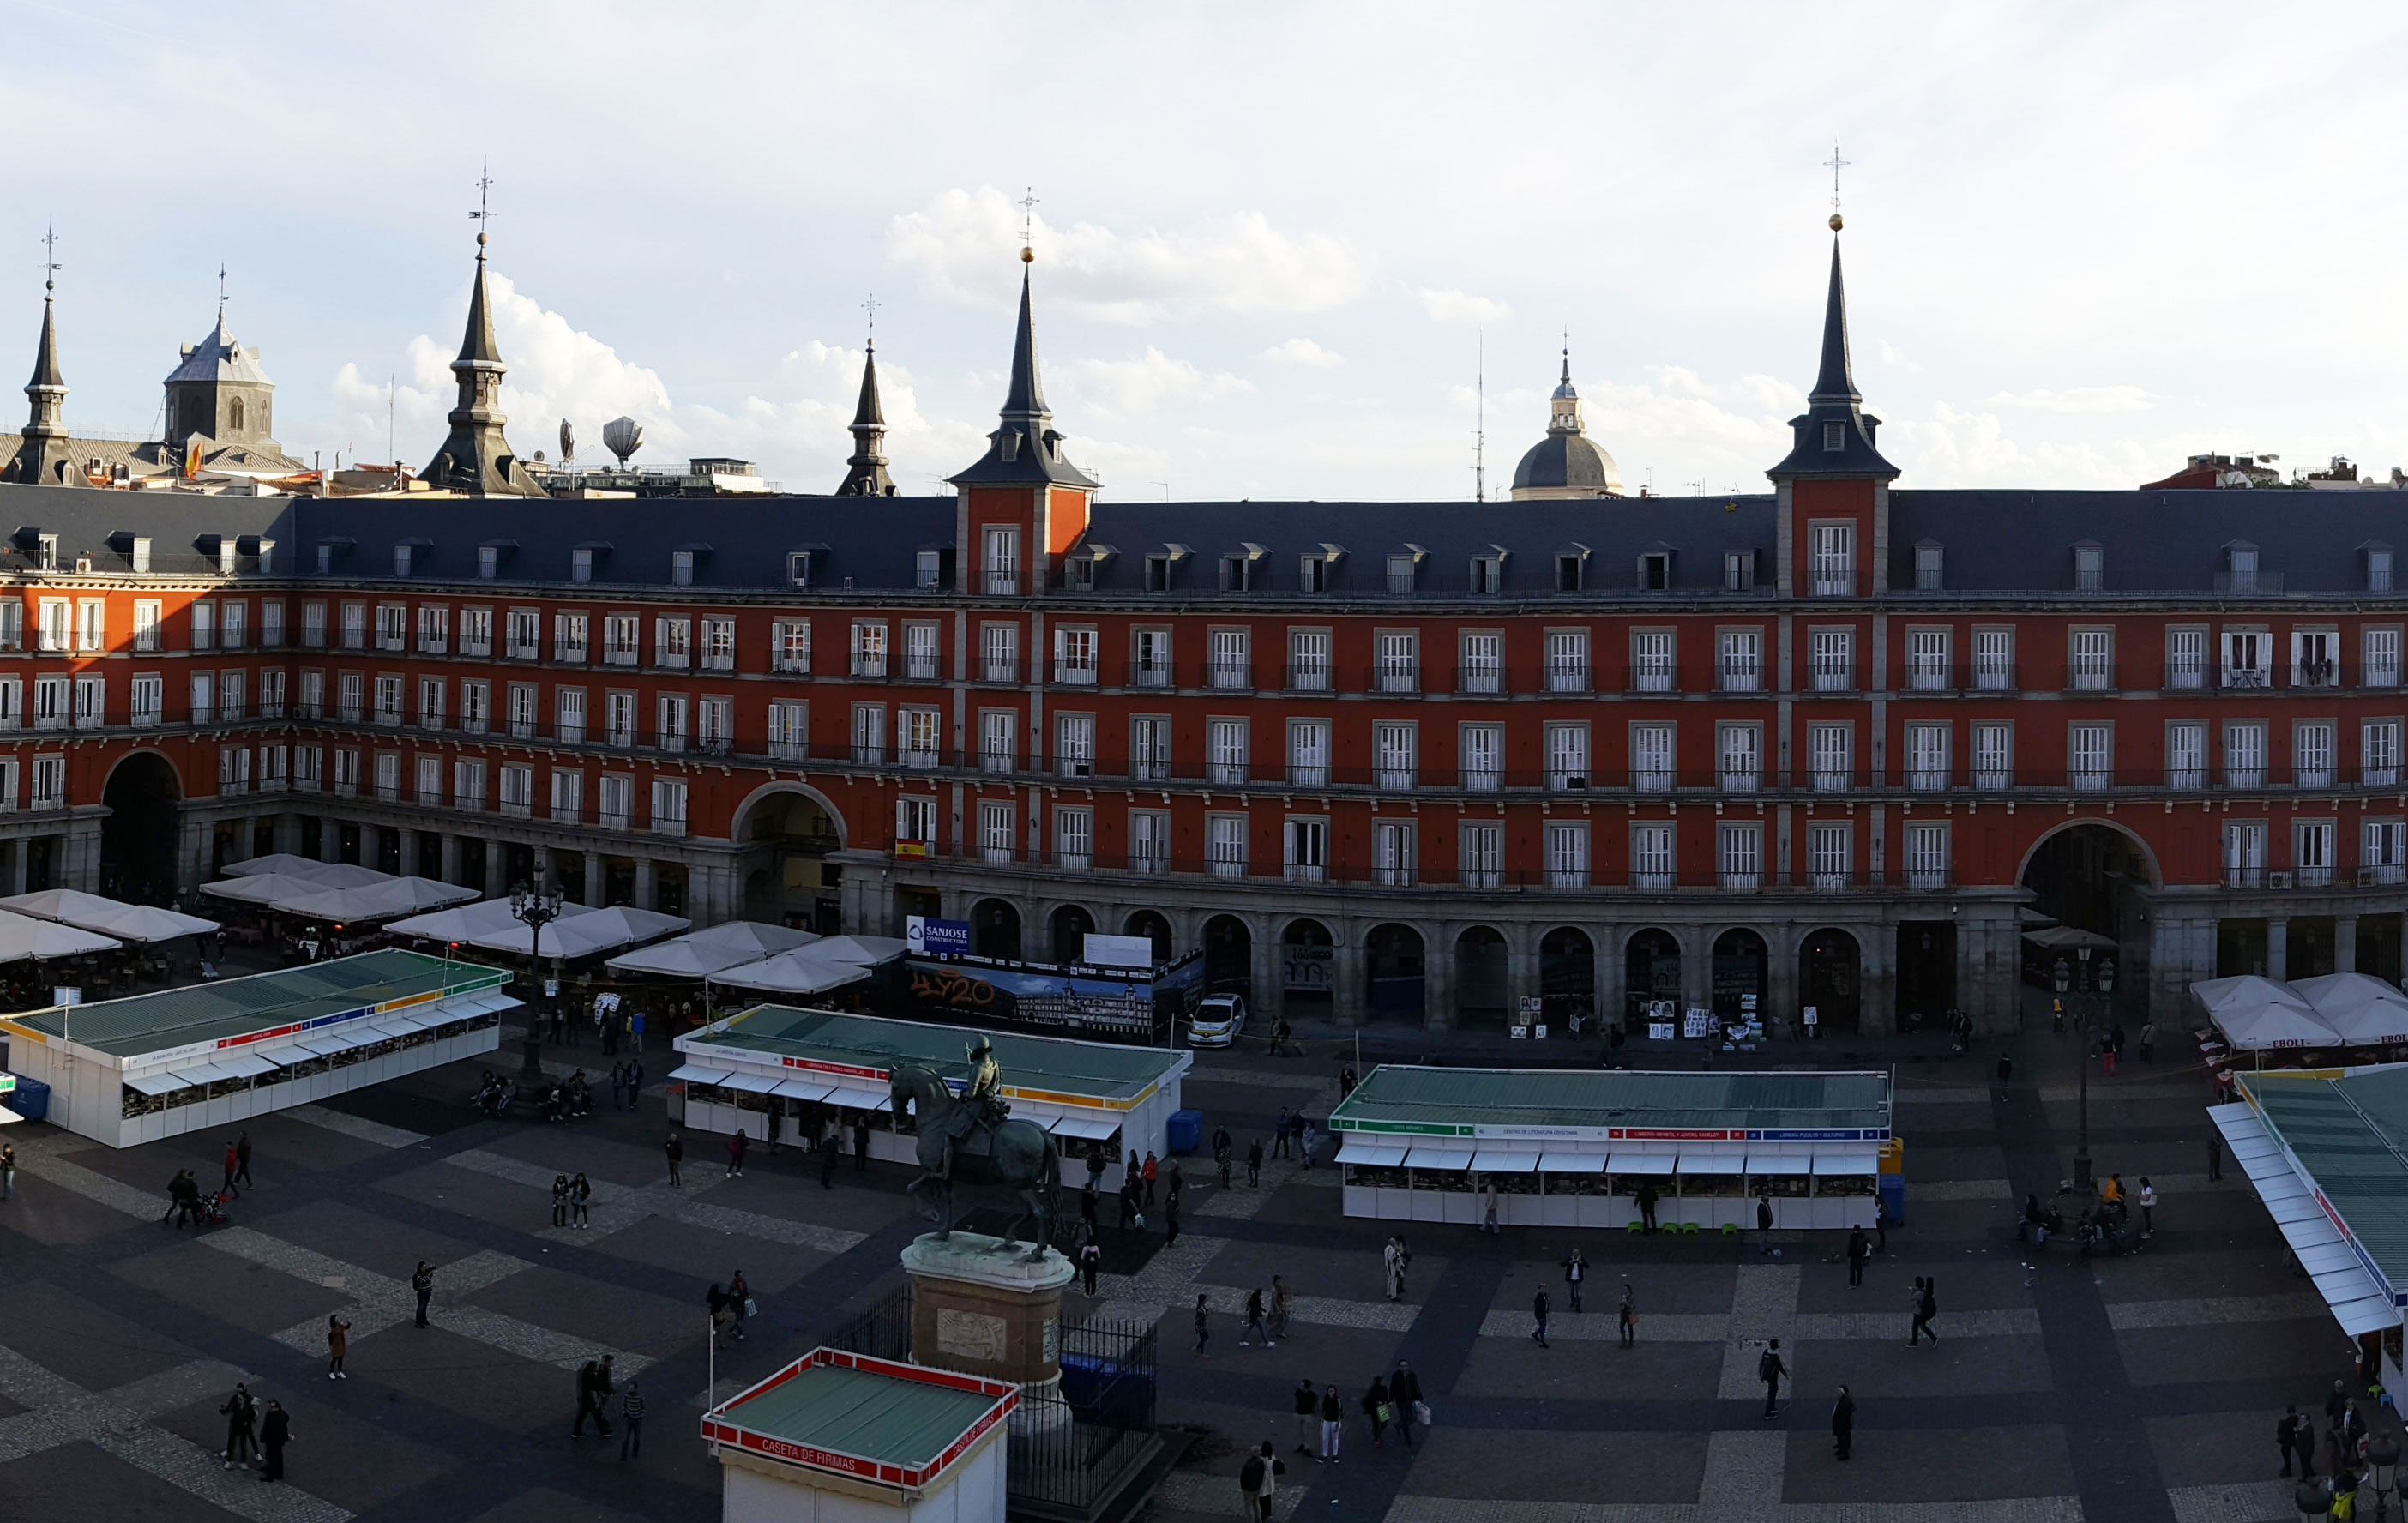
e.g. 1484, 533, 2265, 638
1829, 213, 1844, 232
1020, 244, 1034, 264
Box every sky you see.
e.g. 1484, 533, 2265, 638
11, 1, 2408, 501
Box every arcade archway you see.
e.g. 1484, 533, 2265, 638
101, 752, 179, 904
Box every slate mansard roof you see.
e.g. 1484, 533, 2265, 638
0, 478, 2405, 600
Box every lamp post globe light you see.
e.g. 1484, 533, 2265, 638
508, 873, 565, 1086
2073, 947, 2094, 1190
2371, 1435, 2399, 1523
2298, 1478, 2333, 1523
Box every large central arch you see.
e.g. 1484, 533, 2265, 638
730, 781, 849, 930
101, 751, 180, 904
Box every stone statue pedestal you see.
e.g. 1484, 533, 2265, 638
903, 1231, 1075, 1438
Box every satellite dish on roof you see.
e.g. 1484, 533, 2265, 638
558, 418, 575, 464
603, 416, 644, 468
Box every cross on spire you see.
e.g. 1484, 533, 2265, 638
217, 262, 227, 316
39, 222, 58, 292
863, 291, 881, 345
1016, 187, 1039, 251
472, 161, 496, 246
1824, 141, 1851, 225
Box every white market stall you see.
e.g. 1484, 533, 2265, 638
671, 1006, 1189, 1192
1328, 1066, 1895, 1231
0, 948, 515, 1147
0, 890, 217, 943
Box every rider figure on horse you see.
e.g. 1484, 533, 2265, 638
941, 1037, 1008, 1182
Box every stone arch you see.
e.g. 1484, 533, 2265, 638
1123, 909, 1175, 963
730, 780, 849, 848
1709, 927, 1769, 1023
101, 749, 182, 903
2012, 817, 2163, 894
1538, 925, 1596, 1023
1049, 903, 1096, 964
1201, 913, 1253, 996
1624, 926, 1681, 1026
1798, 927, 1863, 1034
972, 898, 1022, 960
1453, 924, 1509, 1026
1364, 923, 1426, 1022
731, 780, 849, 930
1280, 917, 1336, 1015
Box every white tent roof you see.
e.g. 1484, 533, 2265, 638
710, 941, 884, 996
221, 857, 392, 888
605, 921, 822, 978
809, 934, 908, 966
200, 872, 327, 906
2192, 975, 2345, 1050
2020, 925, 2117, 951
2290, 973, 2408, 1045
459, 905, 689, 960
221, 852, 330, 878
0, 909, 119, 962
273, 876, 480, 924
387, 896, 604, 944
0, 890, 217, 942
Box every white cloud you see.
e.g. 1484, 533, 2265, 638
1261, 337, 1345, 368
1885, 402, 2163, 489
1063, 347, 1251, 422
1418, 287, 1511, 324
1982, 385, 2158, 414
1877, 340, 1923, 373
884, 187, 1367, 324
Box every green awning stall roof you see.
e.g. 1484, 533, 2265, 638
702, 1350, 1015, 1490
0, 949, 505, 1061
1327, 1065, 1893, 1140
2243, 1066, 2408, 1295
686, 1006, 1186, 1106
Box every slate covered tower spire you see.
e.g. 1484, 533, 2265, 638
422, 167, 541, 497
1767, 217, 1898, 481
12, 223, 79, 485
948, 252, 1097, 490
835, 318, 894, 497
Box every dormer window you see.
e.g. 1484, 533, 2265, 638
35, 535, 57, 571
1823, 421, 1846, 452
2369, 545, 2394, 593
393, 544, 414, 577
1639, 551, 1671, 592
1221, 545, 1266, 593
1556, 553, 1587, 593
1914, 543, 1944, 592
1470, 551, 1506, 594
2225, 542, 2258, 593
788, 551, 816, 589
1723, 551, 1755, 593
999, 432, 1020, 462
1386, 550, 1423, 595
1069, 556, 1098, 593
571, 547, 593, 584
2074, 542, 2104, 592
1299, 545, 1343, 593
671, 550, 695, 587
130, 537, 150, 574
219, 542, 240, 576
1144, 555, 1172, 593
316, 545, 334, 573
477, 545, 499, 581
916, 550, 944, 589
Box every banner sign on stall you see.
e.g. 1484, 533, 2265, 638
906, 916, 972, 957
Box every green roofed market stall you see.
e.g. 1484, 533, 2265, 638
0, 949, 514, 1147
671, 1006, 1190, 1191
1327, 1066, 1897, 1230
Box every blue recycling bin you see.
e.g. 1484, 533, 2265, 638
1165, 1108, 1202, 1156
1878, 1175, 1905, 1229
3, 1075, 48, 1123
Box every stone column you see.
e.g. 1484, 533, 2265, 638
1767, 930, 1800, 1037
318, 822, 344, 864
1679, 926, 1713, 1022
395, 827, 419, 878
2267, 918, 2289, 981
358, 823, 380, 871
633, 857, 658, 912
273, 814, 302, 856
6, 839, 26, 894
1249, 924, 1280, 1025
439, 834, 462, 885
1506, 930, 1539, 1027
178, 819, 214, 894
584, 852, 605, 906
1422, 923, 1455, 1032
1333, 936, 1365, 1027
1596, 931, 1624, 1031
1859, 924, 1896, 1037
2337, 916, 2359, 975
484, 850, 508, 900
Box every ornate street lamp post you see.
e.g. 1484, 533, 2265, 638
2370, 1435, 2399, 1523
508, 872, 564, 1087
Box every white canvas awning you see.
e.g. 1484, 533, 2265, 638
1538, 1152, 1609, 1173
1609, 1153, 1677, 1176
214, 1051, 279, 1079
667, 1064, 735, 1087
1337, 1141, 1409, 1167
819, 1082, 893, 1112
1677, 1153, 1747, 1176
711, 941, 888, 996
461, 906, 689, 960
124, 1071, 190, 1095
2291, 972, 2408, 1045
274, 877, 479, 924
2192, 975, 2344, 1050
1047, 1115, 1120, 1141
388, 897, 605, 945
222, 856, 389, 886
1471, 1151, 1541, 1173
0, 909, 120, 962
168, 1060, 239, 1085
720, 1070, 785, 1095
1813, 1150, 1882, 1177
1406, 1146, 1475, 1171
770, 1077, 835, 1102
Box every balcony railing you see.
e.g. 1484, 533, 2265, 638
2293, 659, 2340, 689
2164, 659, 2206, 690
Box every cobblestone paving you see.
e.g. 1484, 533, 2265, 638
442, 1146, 865, 1252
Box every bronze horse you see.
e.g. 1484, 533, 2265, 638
888, 1061, 1063, 1260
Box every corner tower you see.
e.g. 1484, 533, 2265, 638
948, 241, 1097, 595
11, 242, 76, 486
834, 334, 894, 497
164, 281, 282, 455
1767, 211, 1897, 597
421, 200, 540, 496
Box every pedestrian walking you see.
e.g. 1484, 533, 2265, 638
1141, 1152, 1159, 1207
665, 1132, 684, 1189
1363, 1376, 1391, 1448
630, 1007, 646, 1055
1759, 1339, 1788, 1418
1318, 1385, 1343, 1463
2101, 1032, 2118, 1078
3, 1141, 15, 1202
1340, 1064, 1358, 1099
1481, 1177, 1500, 1235
708, 1284, 737, 1347
1636, 1181, 1660, 1233
1194, 1294, 1212, 1356
853, 1116, 870, 1171
1078, 1238, 1101, 1297
1273, 1110, 1291, 1159
1832, 1385, 1855, 1460
572, 1354, 617, 1437
2139, 1177, 2157, 1237
1563, 1248, 1587, 1311
1383, 1236, 1408, 1301
1391, 1361, 1424, 1449
1247, 1139, 1264, 1187
572, 1172, 592, 1229
235, 1132, 254, 1189
729, 1270, 752, 1341
1081, 1178, 1099, 1234
220, 1383, 258, 1469
1215, 1132, 1233, 1189
618, 1379, 647, 1460
2210, 1130, 2225, 1182
818, 1123, 840, 1188
412, 1261, 434, 1327
1243, 1287, 1272, 1347
2140, 1020, 2157, 1062
2294, 1408, 2321, 1479
1618, 1282, 1637, 1348
1293, 1379, 1317, 1454
551, 1173, 571, 1228
1270, 1276, 1293, 1342
326, 1315, 352, 1378
1117, 1177, 1136, 1231
2280, 1407, 2304, 1477
1846, 1226, 1869, 1286
1241, 1439, 1285, 1523
726, 1129, 749, 1178
1757, 1192, 1776, 1254
1167, 1162, 1184, 1211
2327, 1381, 2352, 1467
257, 1400, 291, 1484
1907, 1276, 1939, 1346
1532, 1286, 1551, 1348
223, 1140, 240, 1198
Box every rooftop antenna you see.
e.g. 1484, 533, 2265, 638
1151, 481, 1170, 502
387, 374, 395, 464
1824, 140, 1851, 231
1473, 329, 1486, 503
